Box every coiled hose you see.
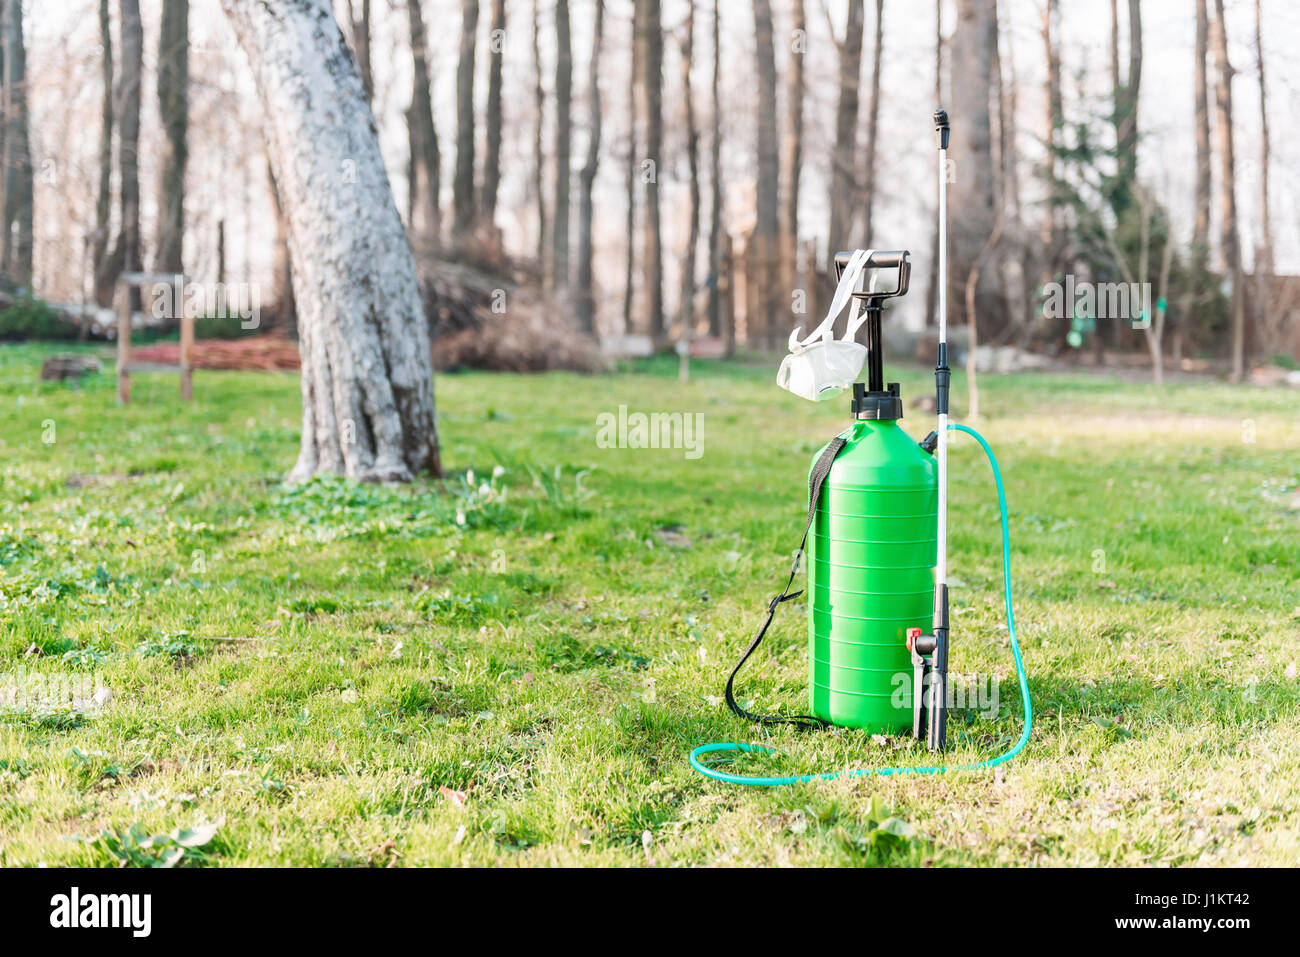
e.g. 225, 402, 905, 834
688, 423, 1032, 785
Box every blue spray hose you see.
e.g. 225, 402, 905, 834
688, 423, 1032, 785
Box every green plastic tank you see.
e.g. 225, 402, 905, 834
807, 417, 937, 731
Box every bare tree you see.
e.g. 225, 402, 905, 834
550, 0, 572, 291
221, 0, 440, 481
638, 0, 664, 343
1109, 0, 1142, 213
678, 0, 700, 342
575, 0, 605, 334
622, 1, 639, 334
1211, 0, 1245, 381
751, 0, 779, 350
705, 0, 722, 337
1038, 0, 1063, 297
780, 0, 804, 302
405, 0, 441, 256
860, 0, 883, 245
453, 0, 480, 238
1192, 0, 1211, 261
92, 0, 114, 305
107, 0, 144, 309
481, 0, 505, 224
267, 157, 296, 331
347, 0, 372, 101
924, 0, 943, 329
154, 0, 188, 277
1, 0, 33, 288
532, 0, 547, 265
1252, 0, 1274, 352
827, 0, 863, 260
949, 0, 1000, 335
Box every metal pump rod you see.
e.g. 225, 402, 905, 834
928, 108, 952, 751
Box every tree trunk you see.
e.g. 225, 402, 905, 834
220, 0, 441, 482
92, 0, 114, 306
1, 0, 33, 289
860, 0, 883, 245
481, 0, 505, 223
1038, 0, 1063, 300
154, 0, 188, 277
1193, 0, 1211, 259
1252, 0, 1273, 350
347, 0, 372, 101
705, 0, 722, 337
109, 0, 144, 310
949, 0, 1000, 336
267, 157, 296, 333
827, 0, 863, 261
1252, 0, 1271, 275
1211, 0, 1244, 381
679, 1, 700, 339
531, 0, 547, 266
780, 0, 804, 306
751, 0, 779, 351
575, 0, 605, 335
405, 0, 441, 258
924, 0, 942, 329
622, 2, 639, 335
638, 0, 664, 343
550, 0, 572, 291
453, 0, 479, 238
1108, 0, 1141, 214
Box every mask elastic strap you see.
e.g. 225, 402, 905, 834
787, 249, 873, 352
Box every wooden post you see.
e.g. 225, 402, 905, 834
178, 276, 194, 400
116, 285, 131, 404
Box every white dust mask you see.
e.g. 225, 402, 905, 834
776, 249, 878, 401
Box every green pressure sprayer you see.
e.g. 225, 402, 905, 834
690, 109, 1032, 786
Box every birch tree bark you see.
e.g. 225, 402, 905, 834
405, 0, 441, 257
575, 0, 604, 334
154, 0, 188, 277
221, 0, 441, 482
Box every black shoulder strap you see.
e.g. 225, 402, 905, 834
724, 435, 848, 731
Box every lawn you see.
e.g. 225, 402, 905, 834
1, 342, 1297, 866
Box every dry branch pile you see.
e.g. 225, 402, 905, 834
423, 260, 608, 373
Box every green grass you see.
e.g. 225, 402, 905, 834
1, 342, 1297, 866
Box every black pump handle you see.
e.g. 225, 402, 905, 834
832, 249, 908, 273
831, 249, 911, 299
